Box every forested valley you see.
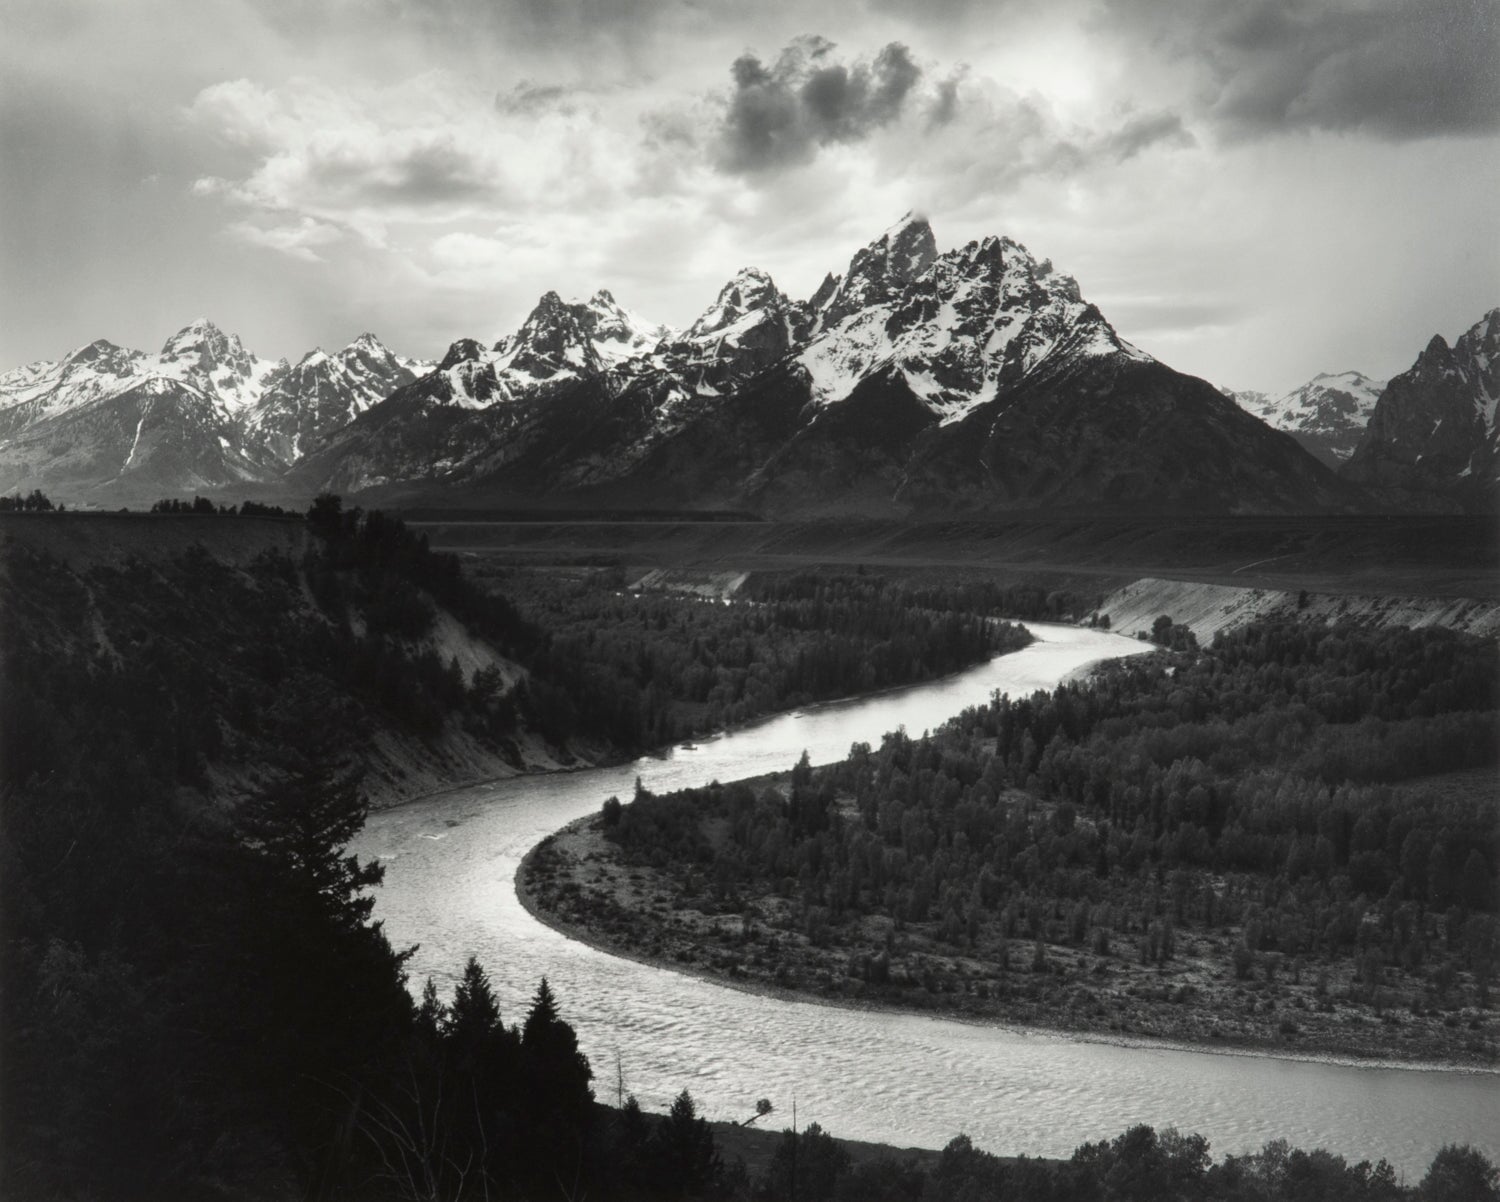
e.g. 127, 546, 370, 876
525, 617, 1500, 1065
4, 497, 1496, 1197
0, 500, 1068, 1198
469, 565, 1072, 749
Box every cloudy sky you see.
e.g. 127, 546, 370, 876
2, 0, 1496, 393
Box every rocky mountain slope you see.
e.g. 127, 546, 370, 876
0, 321, 425, 501
5, 217, 1376, 514
296, 215, 1356, 515
1341, 309, 1499, 512
1226, 371, 1386, 468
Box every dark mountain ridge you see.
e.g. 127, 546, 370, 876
15, 218, 1485, 515
1342, 308, 1500, 513
297, 215, 1361, 516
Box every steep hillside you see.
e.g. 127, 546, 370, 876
1100, 576, 1500, 643
295, 215, 1363, 516
3, 219, 1436, 516
0, 512, 560, 807
1342, 309, 1500, 512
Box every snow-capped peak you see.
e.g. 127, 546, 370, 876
61, 338, 136, 371
440, 338, 488, 372
582, 289, 674, 365
1230, 369, 1387, 465
814, 212, 939, 332
797, 217, 1147, 424
491, 288, 672, 381
882, 210, 937, 279
347, 332, 391, 356
155, 318, 279, 416
159, 317, 248, 365
686, 267, 788, 341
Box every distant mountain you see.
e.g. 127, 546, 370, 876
1225, 371, 1386, 469
241, 333, 424, 464
297, 214, 1352, 515
0, 322, 425, 500
5, 218, 1369, 514
1341, 309, 1500, 512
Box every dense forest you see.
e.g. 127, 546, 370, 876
483, 566, 1056, 749
0, 503, 764, 1198
528, 617, 1499, 1063
5, 497, 1495, 1195
727, 1123, 1495, 1202
0, 501, 1057, 1197
0, 505, 572, 1196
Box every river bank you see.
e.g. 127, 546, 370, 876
517, 797, 1498, 1072
356, 621, 1498, 1175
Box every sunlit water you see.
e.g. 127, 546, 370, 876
354, 624, 1498, 1177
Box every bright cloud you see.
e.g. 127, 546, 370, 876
2, 0, 1494, 395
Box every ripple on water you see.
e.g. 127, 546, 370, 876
354, 625, 1500, 1177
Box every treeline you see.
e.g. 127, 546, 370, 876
0, 488, 61, 511
0, 526, 723, 1197
13, 499, 1060, 760
744, 1123, 1495, 1202
0, 523, 506, 778
603, 618, 1498, 1032
500, 567, 1035, 750
750, 573, 1101, 624
150, 495, 293, 516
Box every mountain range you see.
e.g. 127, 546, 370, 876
2, 217, 1494, 514
1223, 372, 1387, 469
287, 214, 1347, 516
0, 322, 425, 501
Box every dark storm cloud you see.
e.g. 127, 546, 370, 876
716, 38, 924, 173
1098, 111, 1195, 162
354, 141, 499, 204
251, 0, 672, 49
496, 81, 575, 116
927, 71, 965, 128
1104, 0, 1500, 139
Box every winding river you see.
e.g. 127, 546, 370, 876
353, 624, 1498, 1177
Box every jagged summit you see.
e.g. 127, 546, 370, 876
814, 212, 939, 331
686, 267, 790, 340
798, 220, 1146, 424
1342, 307, 1500, 511
883, 210, 937, 275
63, 338, 133, 367
3, 220, 1377, 515
161, 317, 244, 364
578, 289, 673, 365
440, 338, 486, 371
488, 288, 671, 381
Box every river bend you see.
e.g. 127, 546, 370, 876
353, 624, 1498, 1176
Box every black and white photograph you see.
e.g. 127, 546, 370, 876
1, 0, 1497, 1198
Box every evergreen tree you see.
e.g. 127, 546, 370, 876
766, 1122, 850, 1202
649, 1090, 721, 1200
447, 956, 502, 1055
237, 755, 382, 927
520, 975, 595, 1191
1420, 1145, 1499, 1202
